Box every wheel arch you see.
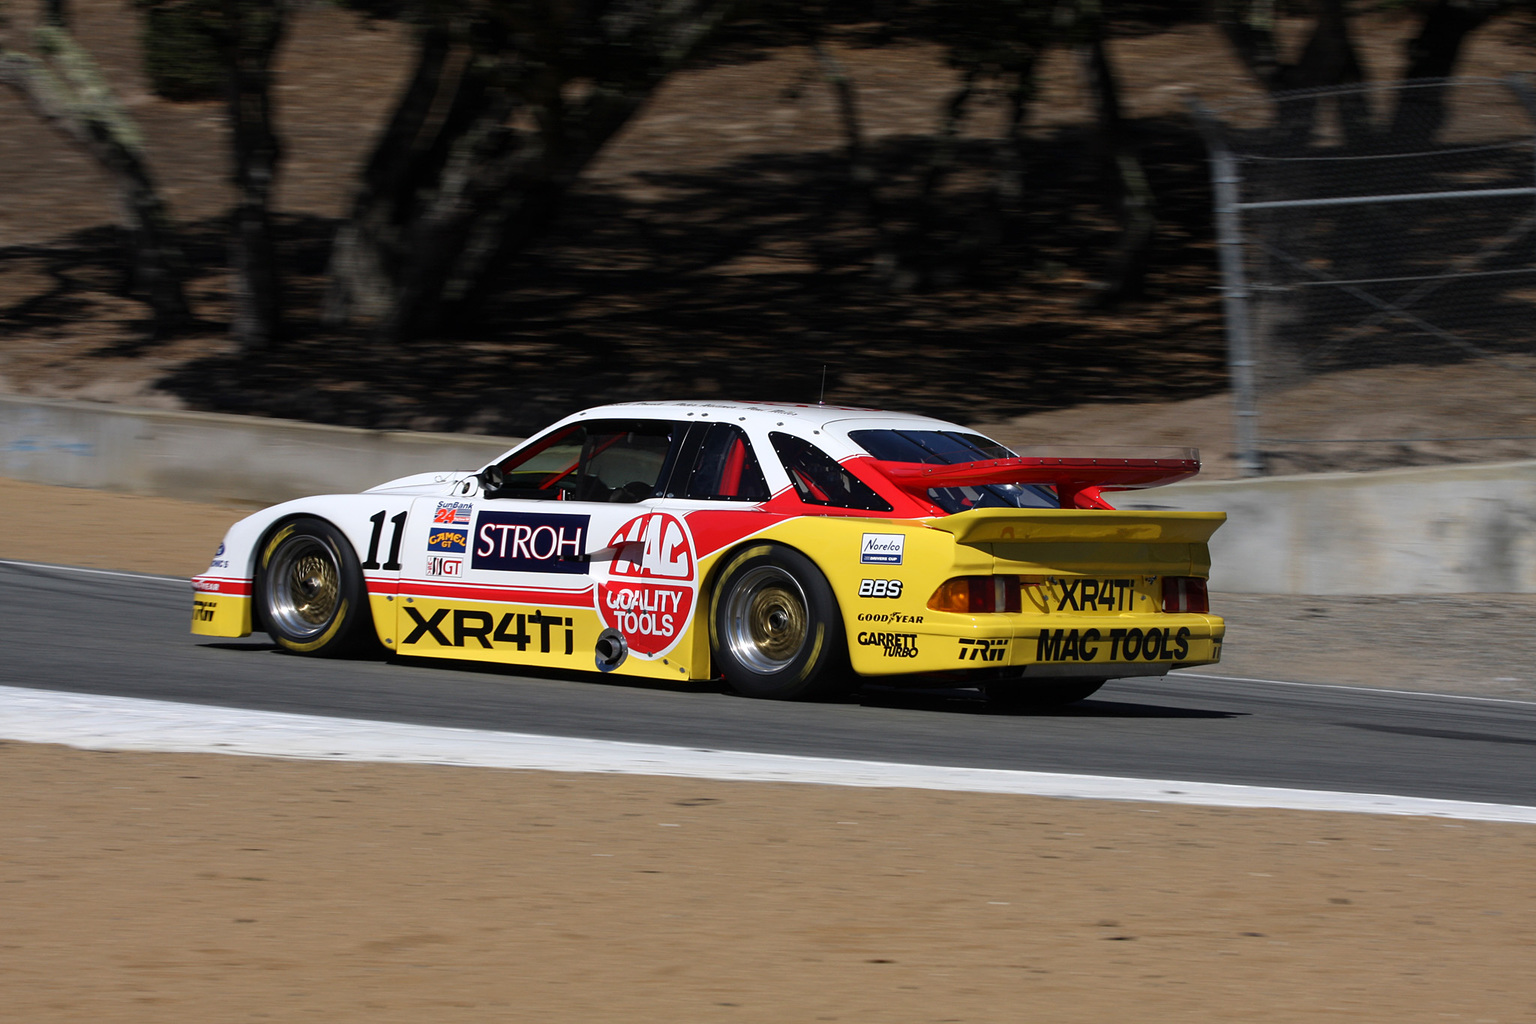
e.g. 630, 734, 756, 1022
698, 537, 845, 676
249, 512, 351, 634
251, 512, 381, 653
701, 538, 853, 698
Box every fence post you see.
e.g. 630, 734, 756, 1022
1189, 99, 1264, 477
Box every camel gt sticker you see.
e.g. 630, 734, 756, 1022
596, 512, 697, 659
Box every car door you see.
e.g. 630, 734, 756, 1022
392, 418, 688, 670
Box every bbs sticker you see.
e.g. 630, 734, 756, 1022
858, 579, 903, 598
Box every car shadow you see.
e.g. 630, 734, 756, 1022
853, 684, 1244, 719
197, 642, 1243, 717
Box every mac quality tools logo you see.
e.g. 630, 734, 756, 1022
596, 512, 696, 659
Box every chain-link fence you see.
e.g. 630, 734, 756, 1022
1192, 77, 1536, 477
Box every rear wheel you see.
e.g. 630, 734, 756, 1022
711, 544, 848, 700
986, 679, 1105, 710
256, 517, 373, 656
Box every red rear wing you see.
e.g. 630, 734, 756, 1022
868, 451, 1200, 510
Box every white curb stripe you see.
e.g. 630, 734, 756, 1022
1175, 670, 1536, 706
0, 559, 186, 584
3, 684, 1534, 824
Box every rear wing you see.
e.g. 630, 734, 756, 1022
868, 449, 1200, 509
921, 508, 1225, 545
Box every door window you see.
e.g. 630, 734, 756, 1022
490, 419, 681, 502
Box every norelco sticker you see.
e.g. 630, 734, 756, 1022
860, 533, 905, 565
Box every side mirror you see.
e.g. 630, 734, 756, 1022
477, 464, 505, 496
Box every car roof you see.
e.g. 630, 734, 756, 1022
564, 400, 970, 437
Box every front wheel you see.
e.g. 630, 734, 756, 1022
710, 544, 849, 700
256, 517, 374, 656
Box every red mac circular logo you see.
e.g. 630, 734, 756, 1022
596, 512, 696, 659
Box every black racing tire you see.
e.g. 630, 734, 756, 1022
985, 678, 1105, 711
255, 516, 374, 657
710, 543, 850, 700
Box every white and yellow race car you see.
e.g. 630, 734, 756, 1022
192, 401, 1225, 704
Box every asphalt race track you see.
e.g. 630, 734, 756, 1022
5, 560, 1535, 808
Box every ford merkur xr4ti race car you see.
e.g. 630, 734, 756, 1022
192, 401, 1225, 705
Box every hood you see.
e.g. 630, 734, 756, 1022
364, 471, 477, 496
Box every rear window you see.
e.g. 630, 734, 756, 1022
671, 423, 770, 502
769, 432, 891, 512
848, 428, 1057, 513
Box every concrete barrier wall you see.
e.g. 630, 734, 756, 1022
5, 396, 1534, 593
0, 396, 518, 506
1124, 463, 1536, 594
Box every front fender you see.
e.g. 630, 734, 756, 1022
191, 494, 418, 640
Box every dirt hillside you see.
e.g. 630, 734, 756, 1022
4, 4, 1536, 478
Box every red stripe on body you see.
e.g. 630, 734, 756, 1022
393, 579, 595, 607
192, 576, 252, 596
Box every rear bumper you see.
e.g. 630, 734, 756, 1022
849, 613, 1224, 678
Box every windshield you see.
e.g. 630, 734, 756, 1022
847, 428, 1058, 513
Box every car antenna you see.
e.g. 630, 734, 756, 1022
819, 365, 826, 406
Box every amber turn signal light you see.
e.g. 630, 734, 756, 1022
928, 576, 1022, 614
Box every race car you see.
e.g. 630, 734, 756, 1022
192, 401, 1225, 704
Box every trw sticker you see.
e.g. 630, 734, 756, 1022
596, 512, 697, 659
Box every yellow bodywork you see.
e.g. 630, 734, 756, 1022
757, 510, 1225, 679
191, 592, 252, 637
195, 507, 1225, 683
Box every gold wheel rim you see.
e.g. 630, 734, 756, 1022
723, 566, 809, 673
265, 535, 343, 640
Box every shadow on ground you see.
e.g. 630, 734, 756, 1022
3, 122, 1231, 434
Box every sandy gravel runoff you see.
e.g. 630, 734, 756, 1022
3, 476, 1536, 1021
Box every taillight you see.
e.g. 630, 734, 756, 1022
1161, 576, 1209, 613
928, 576, 1022, 614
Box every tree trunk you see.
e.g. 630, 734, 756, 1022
994, 67, 1032, 227
1079, 31, 1154, 307
322, 25, 465, 326
813, 41, 907, 290
1213, 0, 1283, 91
1390, 0, 1505, 142
324, 0, 739, 343
0, 25, 191, 333
220, 0, 286, 351
1215, 0, 1367, 146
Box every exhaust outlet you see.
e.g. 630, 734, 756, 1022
595, 628, 628, 672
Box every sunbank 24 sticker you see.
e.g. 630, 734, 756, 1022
596, 512, 697, 659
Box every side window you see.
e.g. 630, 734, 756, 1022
489, 424, 586, 500
769, 432, 892, 512
673, 424, 770, 502
577, 420, 679, 503
492, 419, 680, 502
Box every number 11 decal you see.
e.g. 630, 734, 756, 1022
362, 510, 407, 571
